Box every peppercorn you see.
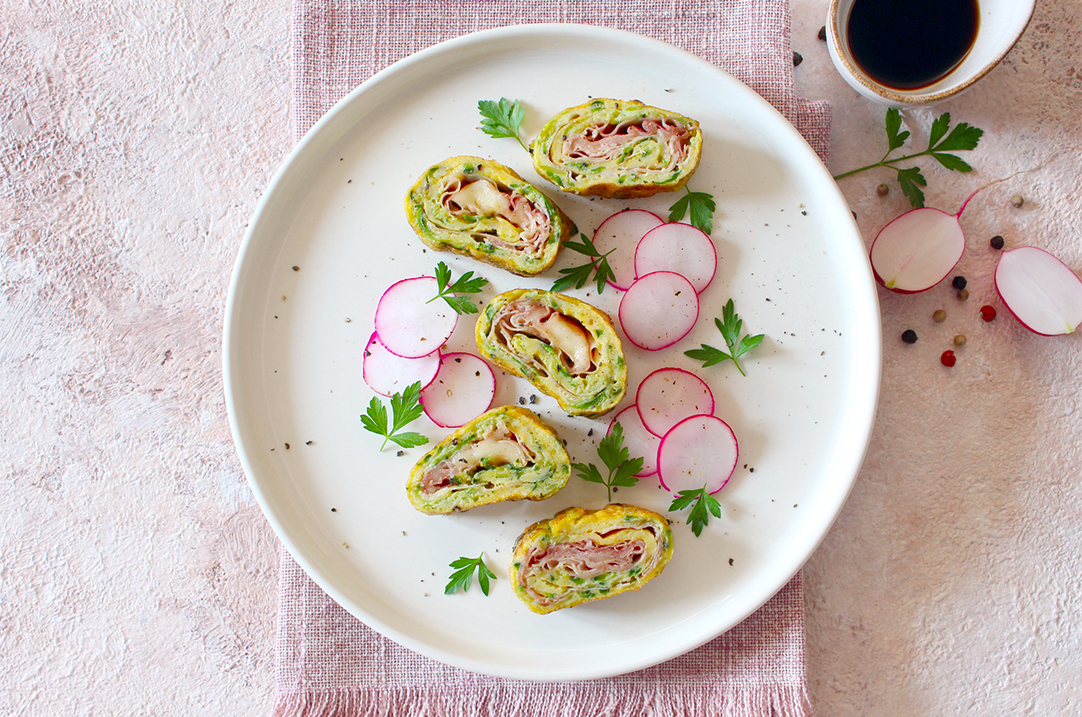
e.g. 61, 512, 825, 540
980, 305, 997, 322
876, 183, 889, 196
990, 235, 1005, 250
818, 25, 827, 41
1011, 195, 1024, 208
957, 288, 969, 301
933, 309, 947, 323
952, 276, 967, 290
941, 350, 957, 367
793, 51, 803, 67
953, 334, 967, 347
901, 329, 918, 344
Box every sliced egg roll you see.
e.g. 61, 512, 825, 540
510, 504, 674, 614
407, 406, 570, 515
531, 99, 703, 199
405, 156, 575, 276
475, 289, 627, 417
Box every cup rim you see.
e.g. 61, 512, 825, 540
827, 0, 1035, 105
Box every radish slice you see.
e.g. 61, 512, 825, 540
634, 222, 717, 293
635, 367, 715, 438
869, 208, 966, 293
995, 246, 1082, 336
362, 332, 440, 396
593, 209, 665, 290
657, 414, 739, 494
420, 352, 496, 428
618, 271, 699, 351
374, 276, 458, 358
608, 406, 660, 477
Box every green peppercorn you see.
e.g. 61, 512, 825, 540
933, 309, 947, 323
1010, 195, 1024, 208
876, 183, 889, 196
957, 288, 969, 301
954, 334, 967, 347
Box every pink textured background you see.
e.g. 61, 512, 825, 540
2, 1, 1080, 715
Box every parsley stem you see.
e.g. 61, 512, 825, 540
832, 149, 937, 180
514, 135, 530, 154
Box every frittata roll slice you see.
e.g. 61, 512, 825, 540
531, 99, 703, 199
405, 156, 575, 276
475, 289, 627, 417
407, 406, 570, 515
510, 504, 674, 614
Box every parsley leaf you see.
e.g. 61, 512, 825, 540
833, 109, 983, 208
445, 553, 497, 596
668, 486, 722, 537
668, 187, 716, 234
429, 261, 488, 315
550, 233, 616, 294
478, 98, 530, 153
572, 422, 644, 502
360, 381, 428, 450
683, 298, 765, 376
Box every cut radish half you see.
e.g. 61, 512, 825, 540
362, 332, 440, 396
593, 209, 665, 290
608, 406, 660, 477
618, 271, 699, 351
374, 276, 458, 358
634, 222, 717, 294
995, 246, 1082, 336
869, 208, 966, 293
635, 367, 715, 438
420, 352, 496, 428
657, 414, 739, 495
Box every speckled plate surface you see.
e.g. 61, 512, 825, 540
224, 24, 881, 680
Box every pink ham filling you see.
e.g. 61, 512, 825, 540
439, 177, 551, 256
562, 119, 690, 167
421, 426, 532, 494
491, 299, 598, 376
519, 534, 657, 607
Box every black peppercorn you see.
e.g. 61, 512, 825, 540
991, 235, 1004, 250
952, 276, 967, 290
818, 26, 827, 41
901, 329, 918, 344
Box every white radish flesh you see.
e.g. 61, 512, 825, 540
420, 353, 496, 428
374, 276, 458, 358
635, 367, 715, 438
995, 246, 1082, 336
618, 271, 699, 351
656, 414, 739, 495
592, 209, 665, 290
362, 332, 440, 396
608, 406, 660, 477
869, 208, 966, 293
634, 222, 717, 294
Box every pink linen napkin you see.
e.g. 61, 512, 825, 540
275, 2, 828, 715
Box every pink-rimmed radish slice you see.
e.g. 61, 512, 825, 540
362, 332, 440, 397
657, 414, 739, 495
593, 209, 665, 290
420, 352, 496, 428
995, 246, 1082, 336
618, 271, 699, 351
608, 406, 660, 477
374, 276, 458, 358
869, 208, 966, 293
635, 367, 714, 438
634, 222, 717, 294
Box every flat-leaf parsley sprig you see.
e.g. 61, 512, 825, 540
668, 187, 716, 235
550, 233, 616, 294
360, 381, 428, 451
668, 486, 722, 537
478, 98, 529, 153
684, 298, 765, 376
833, 109, 984, 208
445, 553, 497, 596
429, 261, 488, 315
573, 422, 644, 502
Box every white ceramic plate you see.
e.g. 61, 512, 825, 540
225, 24, 881, 681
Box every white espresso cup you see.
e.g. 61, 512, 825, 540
826, 0, 1035, 107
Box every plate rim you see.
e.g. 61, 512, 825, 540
224, 22, 882, 680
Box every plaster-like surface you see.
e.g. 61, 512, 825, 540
1, 1, 1079, 714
